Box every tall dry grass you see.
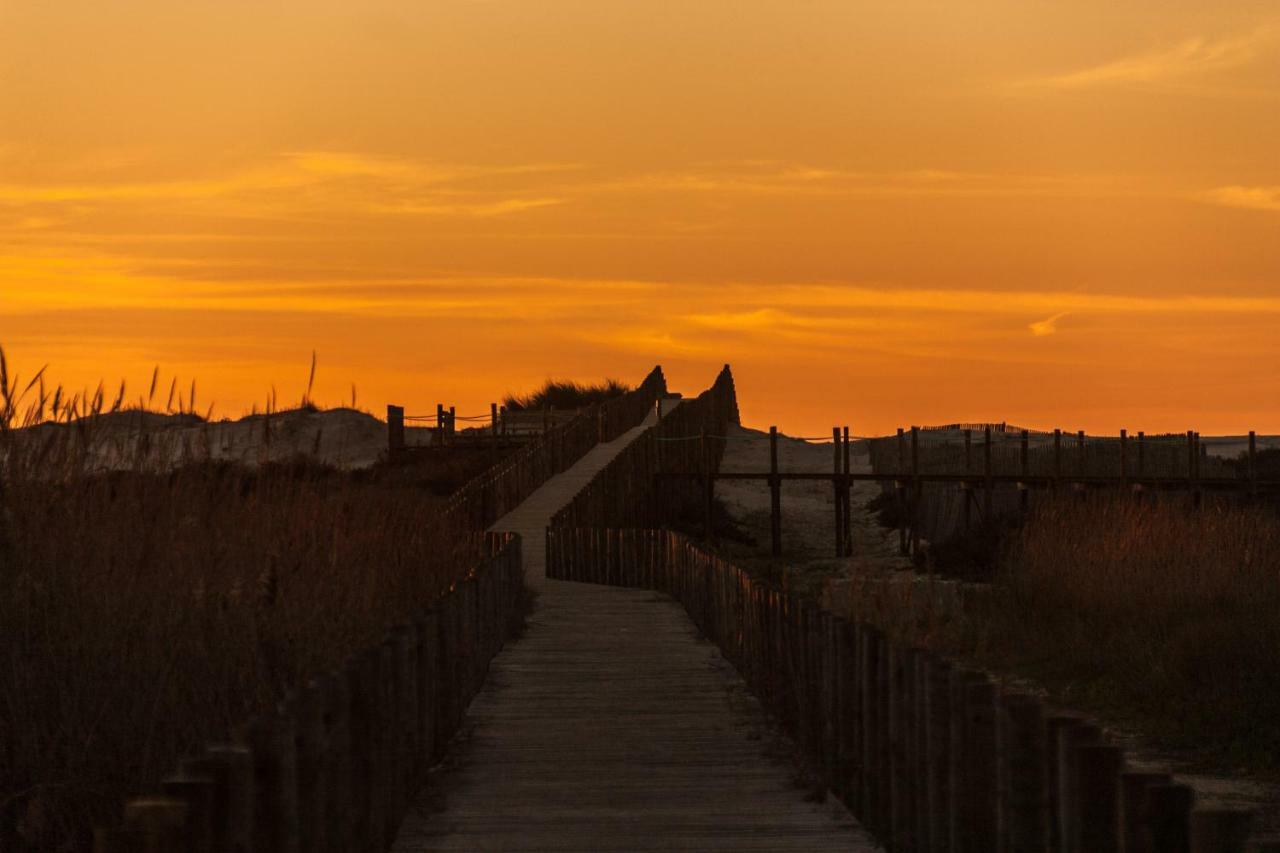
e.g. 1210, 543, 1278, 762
0, 353, 480, 852
974, 496, 1280, 769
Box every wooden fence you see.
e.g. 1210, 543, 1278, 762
655, 424, 1280, 560
93, 534, 523, 853
546, 528, 1267, 853
444, 365, 668, 530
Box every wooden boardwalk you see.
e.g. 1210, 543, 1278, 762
392, 404, 880, 851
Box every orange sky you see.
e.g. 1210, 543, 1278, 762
2, 0, 1279, 435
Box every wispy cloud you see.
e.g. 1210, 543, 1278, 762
1201, 185, 1280, 212
1018, 26, 1275, 91
1029, 312, 1070, 336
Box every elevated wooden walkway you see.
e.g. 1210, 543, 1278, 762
392, 403, 880, 851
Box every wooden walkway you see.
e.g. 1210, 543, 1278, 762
392, 404, 880, 851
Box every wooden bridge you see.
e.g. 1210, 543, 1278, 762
392, 401, 879, 851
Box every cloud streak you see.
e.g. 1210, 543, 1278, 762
1018, 26, 1275, 91
1202, 185, 1280, 212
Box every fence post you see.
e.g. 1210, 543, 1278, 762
186, 744, 253, 853
124, 798, 188, 853
999, 694, 1048, 853
770, 426, 782, 557
1121, 771, 1171, 853
1057, 721, 1100, 853
703, 427, 715, 545
1077, 430, 1087, 496
1120, 429, 1129, 489
1189, 809, 1254, 853
843, 426, 853, 557
1145, 783, 1195, 853
1137, 431, 1146, 500
1249, 431, 1258, 500
387, 405, 405, 458
291, 682, 326, 853
245, 710, 300, 853
898, 427, 909, 554
1019, 429, 1030, 515
1187, 430, 1197, 508
983, 427, 994, 525
1076, 744, 1123, 853
160, 770, 214, 853
323, 672, 352, 853
1053, 428, 1062, 492
963, 428, 974, 531
911, 426, 922, 556
832, 427, 844, 557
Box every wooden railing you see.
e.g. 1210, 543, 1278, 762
545, 529, 1263, 853
94, 534, 523, 853
445, 366, 668, 530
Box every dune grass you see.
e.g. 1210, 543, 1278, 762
0, 353, 483, 852
502, 377, 630, 412
958, 496, 1280, 771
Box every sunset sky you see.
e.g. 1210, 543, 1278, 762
2, 1, 1279, 435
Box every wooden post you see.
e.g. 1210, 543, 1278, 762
770, 426, 782, 557
984, 426, 993, 526
124, 798, 188, 853
1188, 430, 1199, 509
1077, 430, 1087, 493
186, 745, 253, 853
702, 427, 715, 545
542, 404, 550, 436
1145, 783, 1195, 853
999, 695, 1048, 853
911, 426, 921, 556
1020, 429, 1030, 515
160, 771, 214, 853
435, 403, 445, 447
1076, 745, 1123, 853
1045, 714, 1084, 853
291, 683, 326, 853
1249, 431, 1258, 500
491, 402, 499, 450
842, 426, 853, 557
1121, 771, 1172, 853
1137, 431, 1146, 499
1120, 429, 1129, 489
833, 427, 843, 558
448, 406, 456, 439
898, 427, 909, 555
1053, 428, 1062, 491
963, 429, 973, 530
246, 711, 300, 853
1189, 809, 1254, 853
1057, 722, 1101, 853
386, 405, 405, 458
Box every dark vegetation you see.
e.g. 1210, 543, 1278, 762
502, 378, 630, 412
0, 350, 506, 852
966, 496, 1280, 772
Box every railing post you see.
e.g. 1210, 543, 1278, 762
897, 428, 908, 554
160, 771, 214, 853
1121, 771, 1172, 853
999, 694, 1048, 853
186, 744, 253, 853
1057, 722, 1101, 853
832, 427, 843, 557
1249, 431, 1258, 500
1190, 809, 1254, 853
842, 427, 853, 557
984, 427, 994, 526
769, 426, 782, 557
1076, 744, 1123, 853
386, 405, 405, 458
1145, 783, 1195, 853
703, 426, 715, 545
911, 426, 922, 556
245, 710, 300, 853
